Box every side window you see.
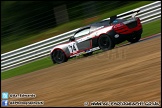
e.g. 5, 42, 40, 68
74, 28, 90, 39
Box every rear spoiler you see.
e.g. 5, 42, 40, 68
109, 9, 140, 24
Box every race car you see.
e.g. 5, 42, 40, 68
50, 9, 142, 64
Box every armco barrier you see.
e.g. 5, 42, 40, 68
1, 1, 161, 72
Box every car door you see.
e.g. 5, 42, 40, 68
74, 27, 92, 51
67, 27, 92, 56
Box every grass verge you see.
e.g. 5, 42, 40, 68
1, 19, 161, 80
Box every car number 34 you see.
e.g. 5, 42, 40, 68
68, 42, 79, 54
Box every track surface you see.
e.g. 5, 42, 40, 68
1, 35, 161, 107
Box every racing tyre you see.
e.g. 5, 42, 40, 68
51, 49, 68, 64
127, 32, 141, 43
98, 34, 115, 51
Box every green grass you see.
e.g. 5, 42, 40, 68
1, 1, 153, 53
1, 19, 161, 80
142, 20, 161, 37
1, 57, 54, 80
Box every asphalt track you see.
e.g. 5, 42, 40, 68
1, 34, 161, 107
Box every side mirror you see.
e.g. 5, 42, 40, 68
69, 36, 75, 42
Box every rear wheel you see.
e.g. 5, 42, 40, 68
51, 49, 68, 64
127, 32, 141, 43
98, 34, 115, 51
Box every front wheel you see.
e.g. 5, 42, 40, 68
98, 34, 115, 51
51, 49, 68, 64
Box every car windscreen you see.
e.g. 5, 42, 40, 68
90, 20, 110, 33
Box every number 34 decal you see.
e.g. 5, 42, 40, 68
68, 42, 79, 54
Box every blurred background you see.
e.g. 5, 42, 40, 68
1, 1, 161, 80
1, 1, 153, 53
